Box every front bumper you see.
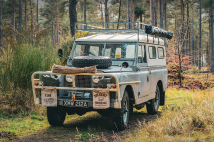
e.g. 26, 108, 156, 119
31, 71, 122, 109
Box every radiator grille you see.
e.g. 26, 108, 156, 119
75, 75, 92, 88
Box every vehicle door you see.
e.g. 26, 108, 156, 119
137, 44, 151, 98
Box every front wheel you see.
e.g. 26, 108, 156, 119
47, 107, 66, 126
146, 85, 160, 115
114, 91, 130, 131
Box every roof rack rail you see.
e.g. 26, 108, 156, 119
74, 22, 172, 45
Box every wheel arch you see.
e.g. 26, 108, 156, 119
125, 85, 135, 103
157, 80, 165, 106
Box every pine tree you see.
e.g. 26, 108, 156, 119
135, 6, 145, 29
69, 0, 77, 36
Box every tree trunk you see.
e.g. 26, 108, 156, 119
127, 0, 130, 28
69, 0, 77, 37
178, 38, 182, 87
175, 14, 177, 46
153, 0, 157, 26
30, 0, 33, 45
163, 0, 167, 47
117, 0, 121, 29
36, 0, 39, 46
150, 0, 153, 26
12, 0, 15, 37
105, 0, 109, 28
191, 6, 194, 65
131, 0, 135, 28
129, 0, 132, 28
181, 0, 184, 54
52, 21, 54, 46
0, 0, 2, 46
130, 0, 132, 28
55, 0, 59, 44
25, 0, 27, 42
207, 42, 209, 67
18, 0, 22, 42
199, 0, 201, 70
158, 0, 162, 28
210, 0, 214, 72
164, 0, 166, 29
186, 2, 189, 55
100, 2, 104, 28
84, 0, 86, 23
140, 14, 142, 29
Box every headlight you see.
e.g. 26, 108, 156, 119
66, 75, 73, 82
43, 74, 50, 78
43, 74, 59, 80
92, 76, 104, 83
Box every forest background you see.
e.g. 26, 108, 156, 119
0, 0, 214, 141
0, 0, 213, 118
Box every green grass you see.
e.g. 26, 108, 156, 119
1, 86, 214, 141
123, 87, 214, 142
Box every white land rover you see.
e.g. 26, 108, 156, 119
31, 22, 172, 130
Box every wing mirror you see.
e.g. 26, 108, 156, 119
58, 49, 63, 57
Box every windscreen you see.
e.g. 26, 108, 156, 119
104, 44, 136, 60
73, 44, 104, 57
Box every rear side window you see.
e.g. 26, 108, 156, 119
138, 45, 147, 63
148, 46, 156, 59
158, 47, 164, 59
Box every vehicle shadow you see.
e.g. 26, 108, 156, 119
11, 111, 162, 142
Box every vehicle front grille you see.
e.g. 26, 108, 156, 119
75, 75, 91, 88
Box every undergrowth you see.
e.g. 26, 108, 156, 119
124, 88, 214, 141
0, 36, 73, 114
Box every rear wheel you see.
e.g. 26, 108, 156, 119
114, 91, 129, 131
146, 85, 160, 115
47, 107, 66, 126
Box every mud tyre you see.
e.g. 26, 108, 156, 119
47, 107, 66, 126
72, 56, 112, 69
114, 91, 130, 131
146, 85, 160, 115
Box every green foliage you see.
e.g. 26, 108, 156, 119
135, 6, 146, 19
0, 44, 58, 91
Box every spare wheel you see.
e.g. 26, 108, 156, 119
72, 56, 112, 69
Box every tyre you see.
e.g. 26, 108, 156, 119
97, 110, 111, 117
146, 85, 160, 115
72, 56, 112, 69
114, 91, 130, 131
47, 107, 66, 126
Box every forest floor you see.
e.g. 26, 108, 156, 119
1, 73, 214, 142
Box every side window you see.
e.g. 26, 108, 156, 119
149, 46, 156, 59
158, 47, 164, 59
138, 45, 147, 63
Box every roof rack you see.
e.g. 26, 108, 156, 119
74, 22, 171, 45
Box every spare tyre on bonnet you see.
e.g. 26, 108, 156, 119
72, 56, 112, 69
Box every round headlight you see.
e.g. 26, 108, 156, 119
92, 76, 104, 83
66, 75, 73, 82
43, 74, 50, 78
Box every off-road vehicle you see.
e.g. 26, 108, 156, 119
31, 22, 172, 130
